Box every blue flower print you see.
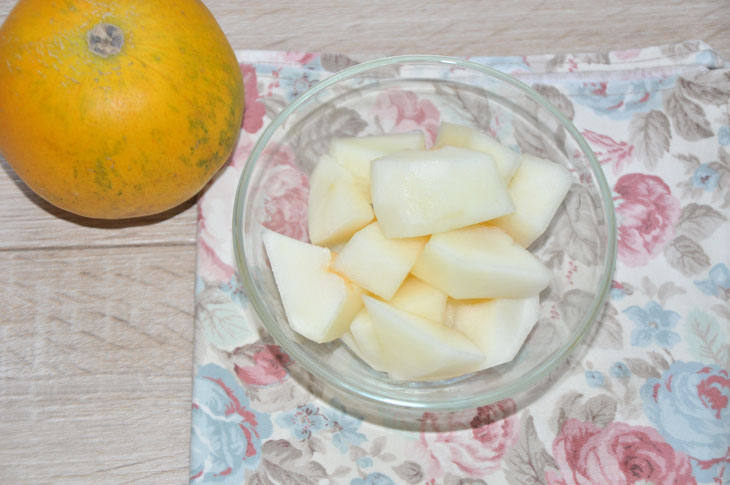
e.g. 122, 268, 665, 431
641, 361, 730, 464
585, 370, 605, 387
351, 472, 395, 485
356, 457, 374, 468
694, 263, 730, 296
691, 164, 719, 191
610, 361, 631, 379
276, 404, 326, 440
190, 364, 272, 483
569, 77, 674, 119
325, 399, 366, 453
719, 125, 730, 146
624, 301, 681, 348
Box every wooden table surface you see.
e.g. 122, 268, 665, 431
1, 1, 728, 483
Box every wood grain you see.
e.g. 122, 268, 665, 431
0, 245, 194, 484
0, 0, 728, 483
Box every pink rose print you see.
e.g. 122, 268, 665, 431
371, 90, 440, 146
229, 133, 255, 170
581, 129, 634, 174
614, 49, 642, 60
235, 345, 292, 387
259, 144, 309, 241
197, 167, 242, 282
271, 51, 316, 65
241, 63, 267, 134
614, 173, 681, 267
414, 399, 518, 481
546, 419, 695, 485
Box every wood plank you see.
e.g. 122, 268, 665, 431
0, 245, 194, 483
207, 0, 730, 59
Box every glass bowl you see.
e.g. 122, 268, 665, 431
232, 55, 616, 416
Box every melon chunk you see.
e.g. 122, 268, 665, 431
434, 122, 521, 183
347, 309, 387, 372
307, 155, 374, 247
389, 275, 447, 322
332, 222, 427, 300
411, 225, 551, 299
446, 296, 540, 370
489, 154, 572, 247
370, 146, 514, 238
263, 229, 363, 343
363, 296, 484, 381
329, 132, 426, 197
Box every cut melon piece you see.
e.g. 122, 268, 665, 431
348, 309, 387, 372
332, 222, 427, 300
446, 296, 540, 370
489, 154, 572, 247
370, 146, 514, 238
363, 296, 484, 381
329, 132, 426, 197
307, 155, 374, 247
434, 122, 521, 183
389, 275, 447, 322
263, 229, 363, 343
411, 225, 551, 299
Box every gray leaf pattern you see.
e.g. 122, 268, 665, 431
657, 281, 687, 305
583, 395, 618, 426
249, 440, 328, 485
659, 40, 704, 57
290, 107, 367, 172
663, 235, 711, 276
260, 94, 290, 120
534, 84, 575, 120
434, 83, 492, 133
392, 461, 424, 484
443, 474, 488, 485
629, 110, 671, 170
545, 184, 602, 265
553, 392, 584, 434
648, 351, 671, 371
587, 303, 624, 350
624, 357, 661, 379
514, 94, 568, 164
320, 53, 360, 72
505, 414, 556, 485
677, 71, 730, 106
552, 393, 617, 431
663, 90, 714, 141
675, 203, 727, 240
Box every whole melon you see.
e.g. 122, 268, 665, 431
0, 0, 244, 219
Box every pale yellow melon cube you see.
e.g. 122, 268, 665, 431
389, 275, 447, 322
363, 296, 484, 381
435, 122, 521, 183
370, 146, 514, 238
332, 222, 427, 300
489, 154, 572, 247
329, 132, 426, 198
307, 155, 374, 247
263, 229, 363, 343
446, 296, 540, 370
347, 309, 387, 372
411, 225, 551, 299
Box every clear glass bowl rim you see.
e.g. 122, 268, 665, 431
232, 54, 617, 412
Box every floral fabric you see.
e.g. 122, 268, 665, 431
192, 41, 730, 484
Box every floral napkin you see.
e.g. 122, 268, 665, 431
191, 41, 730, 484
